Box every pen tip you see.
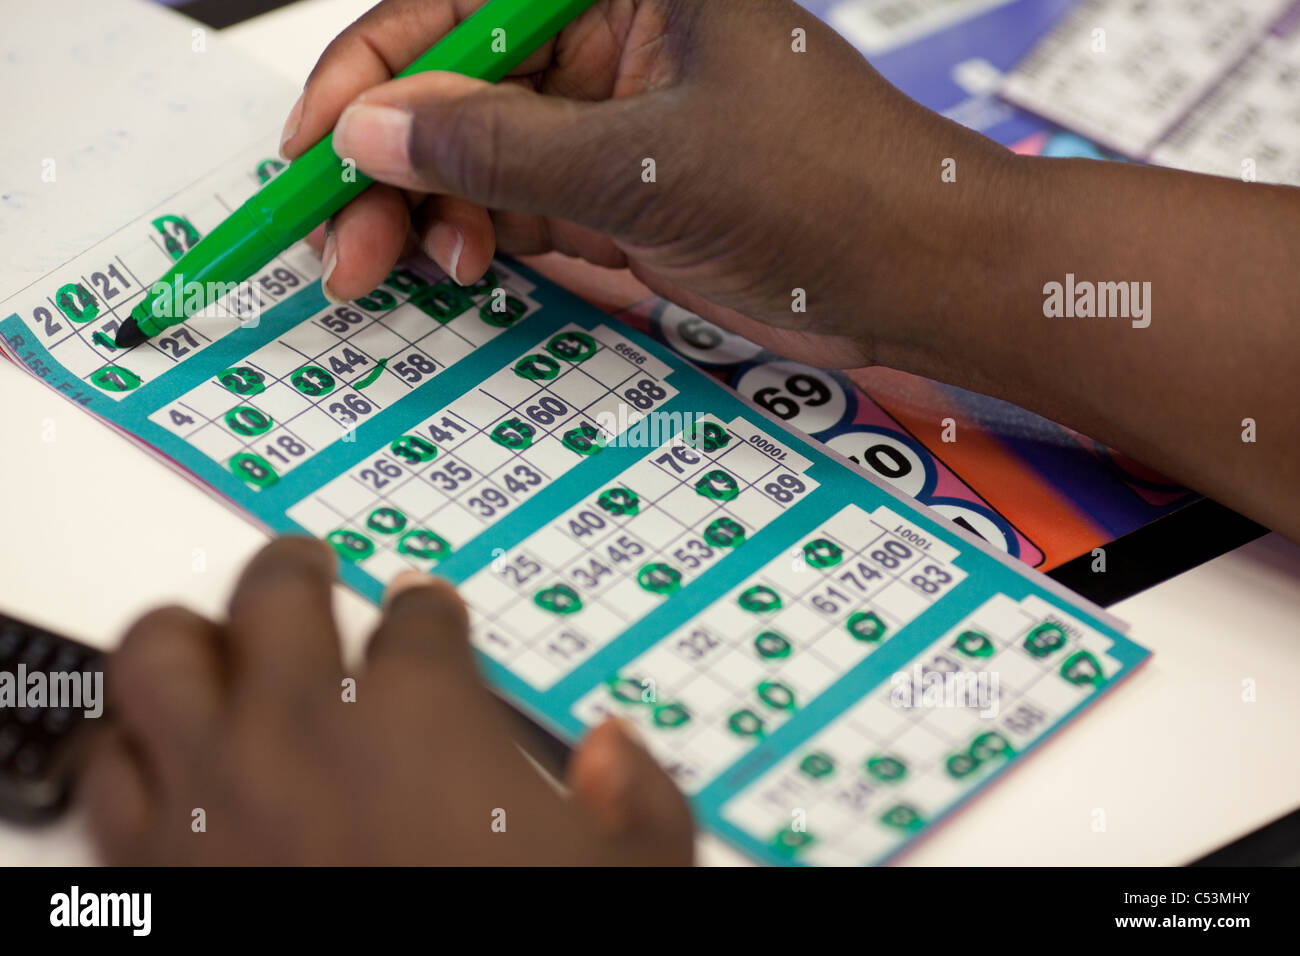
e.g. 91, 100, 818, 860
114, 317, 145, 348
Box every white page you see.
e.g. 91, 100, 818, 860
0, 0, 296, 867
0, 0, 296, 303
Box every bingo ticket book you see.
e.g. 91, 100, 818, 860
0, 142, 1150, 866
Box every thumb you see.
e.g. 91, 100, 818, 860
568, 717, 695, 864
333, 72, 661, 237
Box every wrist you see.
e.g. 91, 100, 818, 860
864, 140, 1042, 385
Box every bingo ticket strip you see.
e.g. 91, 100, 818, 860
1001, 0, 1295, 158
0, 141, 1150, 866
1152, 7, 1300, 186
825, 0, 1017, 55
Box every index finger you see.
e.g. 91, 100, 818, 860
282, 0, 559, 159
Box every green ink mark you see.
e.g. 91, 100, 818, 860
151, 215, 201, 261
55, 283, 99, 323
383, 267, 428, 294
390, 434, 437, 464
606, 676, 646, 705
596, 487, 639, 517
772, 826, 814, 857
480, 293, 527, 328
682, 419, 729, 452
412, 281, 474, 323
291, 365, 335, 397
803, 538, 843, 569
397, 529, 450, 562
846, 611, 887, 643
353, 358, 387, 390
88, 365, 142, 393
327, 529, 374, 563
256, 158, 286, 184
92, 331, 117, 351
757, 680, 796, 711
738, 585, 781, 613
694, 468, 739, 501
491, 418, 536, 450
355, 288, 397, 312
1024, 622, 1067, 658
636, 562, 681, 596
562, 423, 606, 457
513, 353, 560, 381
652, 702, 691, 728
880, 804, 924, 833
367, 507, 407, 535
228, 452, 279, 490
218, 365, 266, 396
535, 584, 582, 615
970, 732, 1013, 763
954, 629, 995, 658
800, 752, 835, 779
946, 753, 980, 779
703, 516, 745, 548
1061, 650, 1105, 688
224, 406, 273, 437
945, 731, 1014, 782
728, 709, 765, 738
545, 330, 597, 363
754, 631, 791, 659
866, 755, 907, 783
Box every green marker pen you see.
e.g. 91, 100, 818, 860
116, 0, 599, 347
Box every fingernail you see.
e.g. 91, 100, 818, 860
320, 226, 342, 303
384, 569, 433, 606
333, 103, 412, 180
427, 222, 466, 285
279, 93, 304, 158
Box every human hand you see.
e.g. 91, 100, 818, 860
282, 0, 1020, 371
80, 538, 693, 865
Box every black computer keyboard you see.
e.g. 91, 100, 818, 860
0, 613, 104, 822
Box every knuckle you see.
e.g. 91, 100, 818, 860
305, 19, 373, 88
434, 96, 481, 198
412, 87, 515, 204
584, 104, 674, 239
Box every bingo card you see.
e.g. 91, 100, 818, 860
1152, 4, 1300, 186
1001, 0, 1296, 158
823, 0, 1019, 55
0, 140, 1150, 866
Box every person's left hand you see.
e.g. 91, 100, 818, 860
79, 537, 693, 865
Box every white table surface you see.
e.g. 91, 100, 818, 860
1, 0, 1296, 865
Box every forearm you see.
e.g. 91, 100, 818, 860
891, 156, 1300, 540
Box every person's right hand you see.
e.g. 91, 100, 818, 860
282, 0, 1021, 371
